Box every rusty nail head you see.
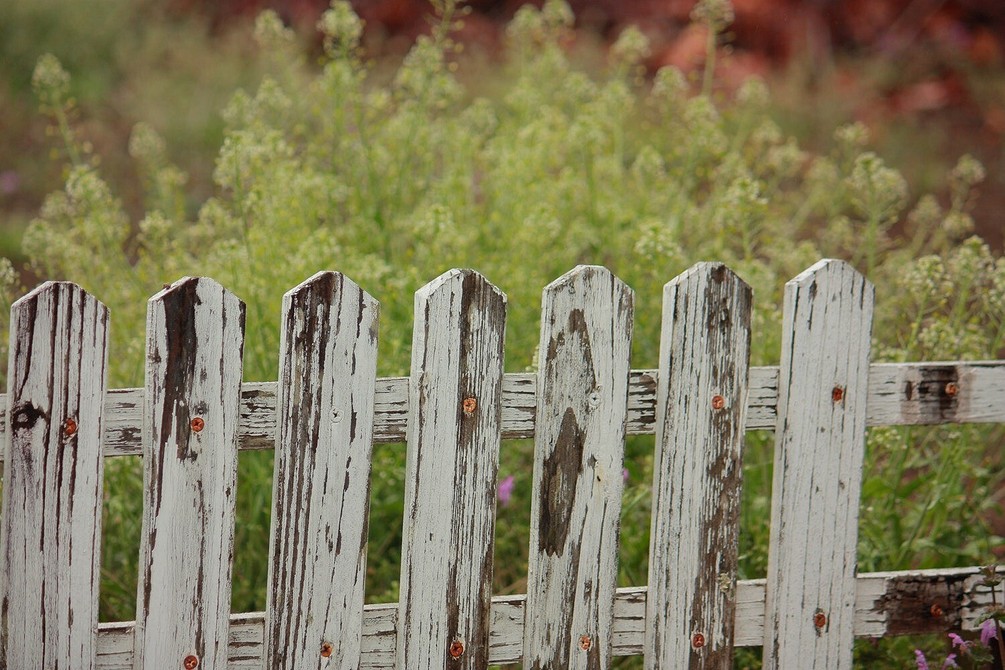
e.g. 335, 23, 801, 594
711, 395, 725, 410
449, 640, 464, 659
462, 397, 477, 415
321, 641, 333, 658
183, 655, 199, 669
191, 417, 205, 432
691, 632, 705, 649
579, 635, 592, 650
945, 382, 959, 397
63, 418, 77, 436
831, 386, 845, 403
814, 611, 827, 629
930, 603, 943, 618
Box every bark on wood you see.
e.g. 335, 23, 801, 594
133, 277, 246, 669
523, 265, 633, 669
0, 282, 109, 669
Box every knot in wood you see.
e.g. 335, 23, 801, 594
190, 417, 205, 432
831, 386, 845, 403
579, 635, 592, 650
321, 641, 333, 657
62, 417, 77, 437
813, 611, 828, 629
711, 395, 725, 410
183, 655, 199, 669
462, 397, 477, 415
944, 382, 959, 397
691, 632, 705, 649
449, 640, 464, 659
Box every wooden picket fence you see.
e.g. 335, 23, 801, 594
0, 259, 1002, 669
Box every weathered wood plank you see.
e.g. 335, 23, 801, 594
763, 260, 874, 670
0, 360, 1000, 458
0, 282, 109, 669
90, 567, 1005, 667
396, 270, 506, 670
133, 277, 246, 670
646, 263, 752, 669
523, 265, 634, 669
265, 271, 379, 668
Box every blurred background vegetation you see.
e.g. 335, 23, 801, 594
1, 1, 1004, 667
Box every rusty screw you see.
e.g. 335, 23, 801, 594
321, 641, 333, 658
183, 655, 199, 669
462, 397, 477, 415
711, 395, 725, 410
190, 417, 205, 432
579, 635, 592, 651
930, 603, 944, 618
813, 611, 828, 629
449, 640, 464, 659
944, 382, 959, 397
831, 386, 845, 403
63, 417, 77, 437
691, 632, 706, 649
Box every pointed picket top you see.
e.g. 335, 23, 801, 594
524, 264, 634, 670
0, 281, 109, 670
134, 276, 246, 670
266, 271, 379, 669
397, 268, 506, 670
645, 262, 752, 670
764, 259, 874, 670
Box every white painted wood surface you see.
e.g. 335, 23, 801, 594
0, 359, 1001, 459
0, 282, 109, 669
523, 265, 633, 669
265, 271, 379, 669
646, 263, 752, 670
87, 566, 1004, 668
133, 277, 246, 670
763, 260, 874, 670
396, 270, 506, 670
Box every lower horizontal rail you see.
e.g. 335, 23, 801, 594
94, 566, 1001, 668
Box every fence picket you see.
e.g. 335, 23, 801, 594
522, 265, 634, 669
645, 263, 752, 669
763, 260, 874, 670
0, 282, 109, 669
396, 270, 506, 670
265, 271, 379, 668
133, 277, 246, 670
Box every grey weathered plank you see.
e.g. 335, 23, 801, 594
265, 271, 379, 668
133, 277, 246, 670
523, 265, 634, 669
396, 269, 506, 670
646, 263, 752, 669
763, 260, 874, 670
0, 360, 1000, 459
0, 282, 109, 669
90, 566, 1004, 668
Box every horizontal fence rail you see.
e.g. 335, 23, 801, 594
1, 260, 1002, 669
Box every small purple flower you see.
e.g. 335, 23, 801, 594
497, 475, 515, 507
980, 618, 998, 647
941, 653, 958, 668
914, 649, 929, 670
948, 633, 969, 653
622, 468, 629, 483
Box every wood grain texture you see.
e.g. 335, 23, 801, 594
763, 260, 874, 670
523, 265, 634, 670
396, 270, 506, 670
0, 359, 1000, 459
646, 263, 752, 670
88, 566, 1004, 668
133, 277, 246, 670
265, 271, 379, 669
0, 282, 109, 669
